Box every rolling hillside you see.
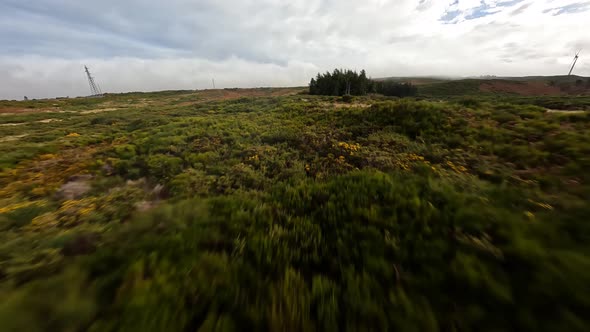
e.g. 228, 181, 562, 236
414, 76, 590, 97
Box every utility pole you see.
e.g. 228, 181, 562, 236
84, 66, 102, 96
212, 78, 216, 89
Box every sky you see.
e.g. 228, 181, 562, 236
0, 0, 589, 99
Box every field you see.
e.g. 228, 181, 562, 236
1, 86, 590, 331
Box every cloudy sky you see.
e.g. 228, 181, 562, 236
1, 0, 589, 99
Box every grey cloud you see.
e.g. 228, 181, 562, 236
417, 0, 434, 11
511, 2, 532, 15
501, 43, 543, 59
0, 1, 300, 63
387, 34, 422, 44
496, 0, 525, 7
567, 40, 590, 52
470, 21, 521, 39
0, 0, 588, 99
543, 2, 590, 15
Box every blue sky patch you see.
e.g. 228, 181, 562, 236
497, 0, 525, 7
441, 0, 524, 23
440, 9, 462, 23
465, 7, 501, 20
544, 2, 590, 15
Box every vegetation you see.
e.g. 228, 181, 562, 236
1, 87, 590, 331
309, 69, 370, 96
417, 79, 482, 97
417, 77, 590, 100
373, 80, 418, 97
309, 69, 417, 97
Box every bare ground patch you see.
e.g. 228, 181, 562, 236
319, 102, 372, 109
38, 118, 63, 123
0, 107, 62, 115
0, 134, 28, 142
546, 109, 586, 114
0, 123, 25, 127
79, 108, 119, 114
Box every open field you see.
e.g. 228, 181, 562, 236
1, 88, 590, 331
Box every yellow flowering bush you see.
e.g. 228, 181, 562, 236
28, 198, 98, 230
445, 160, 468, 173
0, 201, 44, 214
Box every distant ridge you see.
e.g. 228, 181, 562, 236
401, 75, 590, 97
377, 75, 589, 84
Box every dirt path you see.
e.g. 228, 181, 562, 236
0, 107, 62, 115
0, 134, 27, 142
546, 109, 586, 114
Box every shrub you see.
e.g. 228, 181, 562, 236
146, 154, 184, 179
373, 81, 417, 97
363, 101, 451, 139
341, 94, 354, 103
457, 97, 482, 108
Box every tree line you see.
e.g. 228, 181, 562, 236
309, 69, 417, 97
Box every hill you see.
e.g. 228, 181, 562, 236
374, 75, 590, 97
373, 76, 455, 85
498, 75, 589, 83
415, 76, 590, 98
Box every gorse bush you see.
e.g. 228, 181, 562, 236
362, 101, 451, 139
26, 171, 586, 332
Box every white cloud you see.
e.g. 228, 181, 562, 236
0, 0, 588, 99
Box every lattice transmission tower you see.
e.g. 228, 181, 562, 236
84, 65, 103, 96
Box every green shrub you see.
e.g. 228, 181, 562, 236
457, 97, 482, 108
0, 268, 96, 332
363, 101, 451, 139
146, 154, 184, 179
341, 94, 354, 103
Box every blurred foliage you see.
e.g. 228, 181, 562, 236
1, 88, 590, 331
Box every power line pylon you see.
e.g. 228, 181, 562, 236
84, 65, 103, 96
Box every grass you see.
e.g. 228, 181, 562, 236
1, 88, 590, 331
